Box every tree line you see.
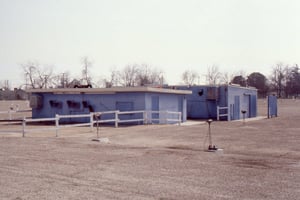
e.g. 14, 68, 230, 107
1, 58, 300, 99
18, 58, 165, 89
178, 63, 299, 98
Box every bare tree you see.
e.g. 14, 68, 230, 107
270, 63, 286, 97
136, 64, 150, 86
220, 72, 234, 85
119, 64, 139, 87
148, 68, 165, 85
102, 67, 120, 88
285, 64, 300, 98
136, 64, 165, 86
0, 80, 10, 90
181, 69, 199, 85
108, 63, 165, 87
51, 72, 72, 88
81, 56, 93, 85
22, 61, 54, 89
61, 72, 72, 88
206, 65, 221, 85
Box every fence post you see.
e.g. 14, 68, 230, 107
115, 111, 119, 128
90, 112, 94, 132
148, 111, 151, 124
143, 111, 146, 125
178, 112, 182, 126
22, 117, 26, 137
164, 111, 168, 124
55, 114, 59, 137
227, 107, 230, 121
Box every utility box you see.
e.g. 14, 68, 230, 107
206, 87, 219, 100
29, 95, 43, 109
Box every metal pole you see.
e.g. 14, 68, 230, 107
96, 116, 99, 139
206, 119, 217, 151
241, 110, 247, 125
208, 122, 212, 147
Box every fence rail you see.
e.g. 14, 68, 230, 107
21, 110, 182, 137
217, 106, 229, 121
0, 110, 16, 121
0, 109, 32, 120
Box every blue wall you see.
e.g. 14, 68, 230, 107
177, 86, 220, 119
227, 86, 257, 120
176, 85, 257, 120
145, 93, 187, 123
267, 95, 277, 118
30, 91, 187, 124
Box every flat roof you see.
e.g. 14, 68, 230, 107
171, 84, 257, 90
26, 86, 192, 95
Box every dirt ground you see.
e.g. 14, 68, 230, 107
0, 99, 299, 200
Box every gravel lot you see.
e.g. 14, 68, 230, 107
0, 99, 299, 200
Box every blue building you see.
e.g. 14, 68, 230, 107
27, 87, 191, 124
174, 84, 257, 121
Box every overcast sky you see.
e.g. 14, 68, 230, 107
1, 0, 300, 87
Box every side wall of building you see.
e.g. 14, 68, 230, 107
176, 85, 257, 120
31, 92, 146, 123
30, 92, 187, 123
145, 93, 187, 122
227, 86, 257, 120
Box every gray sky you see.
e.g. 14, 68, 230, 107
1, 0, 300, 87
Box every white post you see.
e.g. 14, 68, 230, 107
22, 117, 26, 137
55, 114, 59, 137
178, 112, 182, 126
217, 106, 219, 121
227, 107, 230, 121
143, 111, 147, 125
149, 111, 152, 124
115, 111, 119, 128
90, 112, 94, 132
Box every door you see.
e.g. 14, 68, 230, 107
233, 96, 240, 120
182, 97, 187, 121
249, 95, 257, 118
268, 95, 278, 118
151, 96, 159, 123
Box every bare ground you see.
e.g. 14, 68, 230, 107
0, 99, 300, 200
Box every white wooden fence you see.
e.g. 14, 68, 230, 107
21, 110, 182, 137
0, 110, 17, 120
217, 106, 230, 121
0, 109, 31, 120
